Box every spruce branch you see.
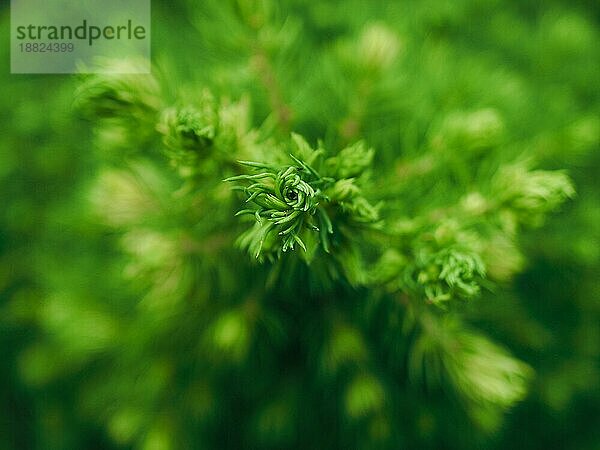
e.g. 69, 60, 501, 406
226, 135, 379, 263
156, 91, 220, 178
226, 157, 331, 259
74, 59, 162, 121
6, 1, 596, 449
74, 59, 162, 133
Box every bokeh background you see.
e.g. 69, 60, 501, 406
1, 1, 598, 449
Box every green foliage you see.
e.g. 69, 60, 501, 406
226, 135, 378, 262
415, 247, 486, 303
1, 1, 599, 449
157, 91, 219, 177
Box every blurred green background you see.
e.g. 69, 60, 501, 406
1, 1, 599, 449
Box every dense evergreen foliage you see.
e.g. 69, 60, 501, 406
1, 1, 598, 449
